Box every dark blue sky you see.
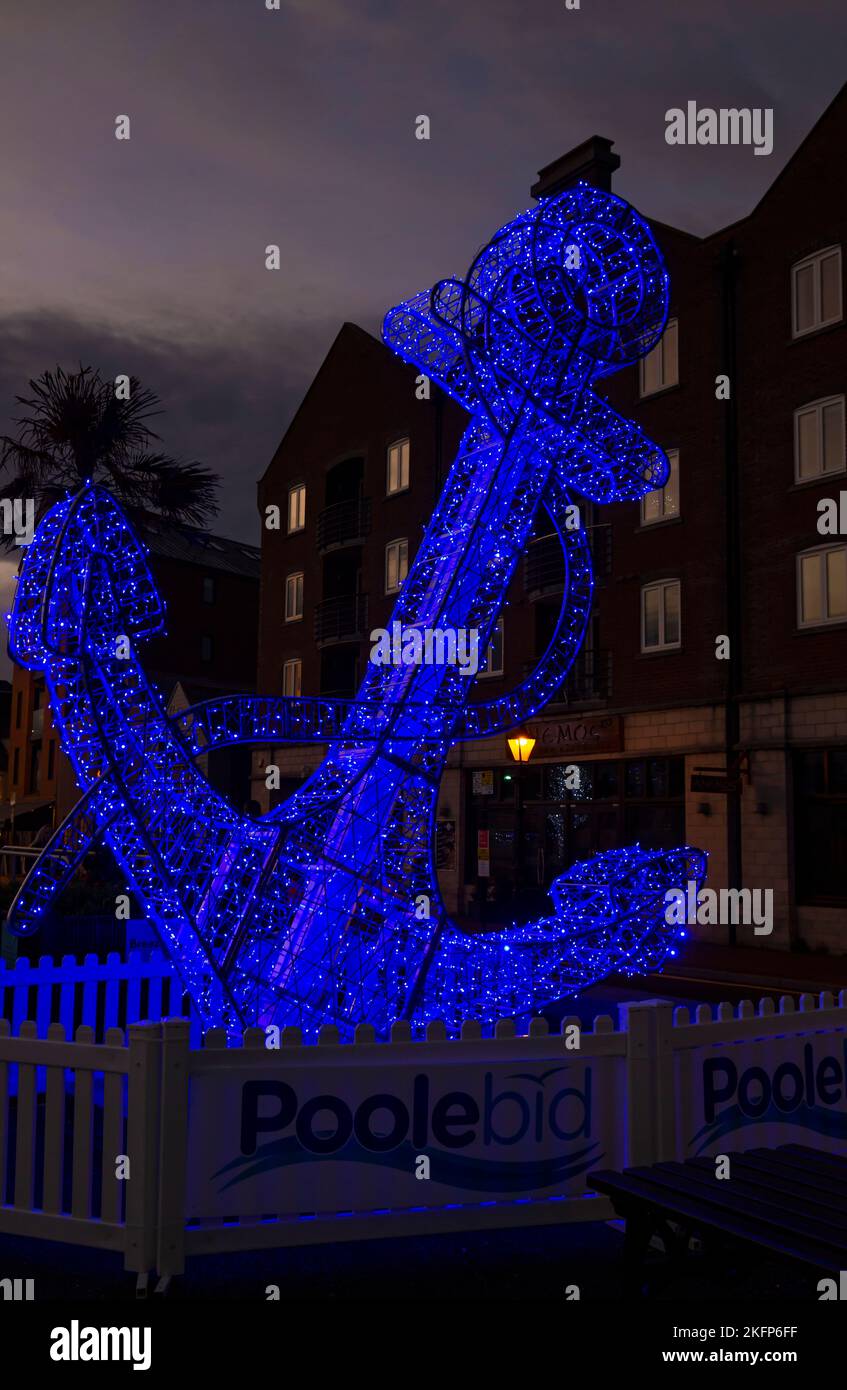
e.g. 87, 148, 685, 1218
0, 0, 844, 548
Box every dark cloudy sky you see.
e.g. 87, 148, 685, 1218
1, 0, 844, 551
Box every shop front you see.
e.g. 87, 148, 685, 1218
463, 712, 686, 921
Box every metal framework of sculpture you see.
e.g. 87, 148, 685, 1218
6, 181, 706, 1039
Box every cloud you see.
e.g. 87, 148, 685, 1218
0, 307, 349, 544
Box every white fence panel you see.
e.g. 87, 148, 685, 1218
0, 951, 200, 1045
651, 992, 847, 1162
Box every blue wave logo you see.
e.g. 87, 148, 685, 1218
213, 1136, 603, 1195
689, 1100, 847, 1155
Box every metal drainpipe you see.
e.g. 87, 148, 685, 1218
719, 240, 742, 945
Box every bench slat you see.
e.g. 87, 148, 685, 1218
589, 1168, 846, 1270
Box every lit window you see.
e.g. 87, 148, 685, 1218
202, 575, 215, 604
794, 396, 846, 482
387, 438, 410, 495
200, 634, 213, 663
641, 449, 680, 524
288, 484, 306, 533
797, 545, 847, 627
792, 247, 842, 337
283, 658, 302, 697
285, 572, 304, 621
641, 580, 681, 651
639, 319, 678, 397
385, 539, 409, 594
479, 618, 504, 677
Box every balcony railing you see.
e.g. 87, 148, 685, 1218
524, 524, 612, 596
314, 593, 369, 645
316, 497, 371, 552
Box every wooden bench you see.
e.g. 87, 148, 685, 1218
589, 1144, 847, 1296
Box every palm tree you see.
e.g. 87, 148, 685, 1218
0, 365, 219, 526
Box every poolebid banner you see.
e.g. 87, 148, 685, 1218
185, 1054, 625, 1218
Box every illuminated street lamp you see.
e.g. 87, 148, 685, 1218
506, 727, 535, 905
507, 726, 536, 763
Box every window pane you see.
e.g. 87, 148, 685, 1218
826, 548, 847, 618
828, 750, 847, 793
663, 582, 680, 645
821, 251, 841, 324
663, 321, 679, 387
796, 408, 819, 479
822, 401, 845, 474
640, 344, 662, 396
386, 545, 397, 590
398, 539, 408, 584
284, 661, 301, 697
794, 263, 815, 333
800, 553, 823, 623
626, 760, 646, 798
797, 749, 826, 794
643, 587, 660, 647
647, 758, 669, 798
642, 488, 661, 524
663, 451, 679, 516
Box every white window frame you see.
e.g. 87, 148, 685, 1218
641, 579, 681, 652
793, 395, 846, 483
287, 484, 306, 534
797, 544, 847, 628
282, 658, 302, 697
386, 438, 410, 496
641, 449, 680, 525
639, 319, 678, 398
479, 617, 504, 678
791, 246, 842, 338
385, 538, 409, 594
285, 571, 304, 622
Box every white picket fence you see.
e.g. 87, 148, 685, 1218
0, 951, 201, 1046
0, 958, 845, 1287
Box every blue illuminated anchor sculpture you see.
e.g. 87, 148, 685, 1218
7, 182, 705, 1038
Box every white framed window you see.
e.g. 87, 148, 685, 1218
792, 247, 842, 338
479, 618, 504, 678
797, 545, 847, 627
282, 658, 302, 697
285, 571, 304, 622
639, 319, 678, 397
794, 396, 846, 482
385, 538, 409, 594
641, 449, 680, 525
641, 579, 681, 651
287, 484, 306, 533
387, 438, 410, 495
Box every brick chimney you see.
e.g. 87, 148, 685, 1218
531, 135, 620, 199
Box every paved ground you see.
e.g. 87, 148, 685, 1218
0, 1217, 821, 1302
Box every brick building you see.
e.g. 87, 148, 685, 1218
5, 518, 260, 835
257, 85, 847, 955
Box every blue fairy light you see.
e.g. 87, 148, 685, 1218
5, 182, 706, 1040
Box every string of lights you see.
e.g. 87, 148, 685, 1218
6, 181, 706, 1039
